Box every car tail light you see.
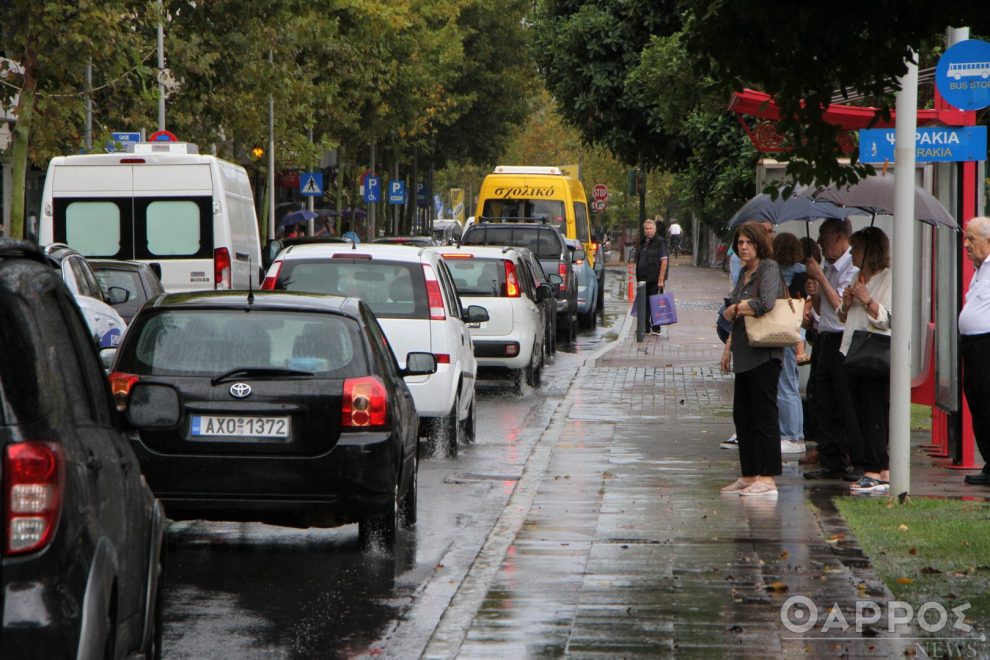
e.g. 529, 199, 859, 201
342, 376, 388, 427
441, 253, 473, 259
435, 354, 451, 364
502, 260, 520, 298
4, 442, 64, 555
214, 247, 232, 289
261, 261, 282, 290
109, 372, 140, 412
557, 263, 568, 292
422, 264, 447, 320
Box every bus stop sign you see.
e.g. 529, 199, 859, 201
936, 39, 990, 111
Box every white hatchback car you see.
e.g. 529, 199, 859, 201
262, 243, 487, 455
43, 243, 128, 349
436, 246, 550, 390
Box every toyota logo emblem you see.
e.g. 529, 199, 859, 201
229, 383, 252, 398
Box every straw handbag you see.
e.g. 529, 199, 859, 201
743, 272, 803, 348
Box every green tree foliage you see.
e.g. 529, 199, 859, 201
0, 0, 156, 237
679, 1, 990, 188
530, 0, 685, 170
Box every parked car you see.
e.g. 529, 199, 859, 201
261, 243, 488, 455
516, 246, 560, 356
437, 246, 551, 390
90, 259, 166, 323
459, 220, 578, 342
431, 220, 462, 245
565, 238, 600, 329
0, 239, 167, 659
43, 243, 127, 348
106, 290, 435, 552
373, 235, 438, 247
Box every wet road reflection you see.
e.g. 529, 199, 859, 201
159, 276, 626, 658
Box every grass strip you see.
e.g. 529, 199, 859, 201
835, 497, 990, 640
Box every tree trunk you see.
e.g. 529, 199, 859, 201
10, 57, 38, 240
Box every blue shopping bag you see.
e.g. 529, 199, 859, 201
630, 291, 678, 326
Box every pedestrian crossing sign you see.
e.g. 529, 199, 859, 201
300, 172, 323, 197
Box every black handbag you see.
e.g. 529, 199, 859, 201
844, 329, 890, 377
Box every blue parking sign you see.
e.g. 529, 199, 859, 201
363, 176, 381, 203
388, 180, 406, 205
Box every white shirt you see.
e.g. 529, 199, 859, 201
840, 268, 892, 355
668, 222, 682, 236
818, 248, 859, 334
959, 255, 990, 335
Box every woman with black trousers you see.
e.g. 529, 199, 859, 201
720, 221, 785, 496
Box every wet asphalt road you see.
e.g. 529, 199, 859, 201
160, 275, 627, 659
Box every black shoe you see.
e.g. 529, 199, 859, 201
964, 472, 990, 485
841, 467, 865, 482
803, 467, 845, 480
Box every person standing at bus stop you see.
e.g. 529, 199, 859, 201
632, 219, 669, 336
959, 216, 990, 486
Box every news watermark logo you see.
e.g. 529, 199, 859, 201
780, 595, 985, 652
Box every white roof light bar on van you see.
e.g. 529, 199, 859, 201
128, 142, 200, 155
492, 165, 562, 175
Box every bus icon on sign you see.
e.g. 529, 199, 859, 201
947, 61, 990, 80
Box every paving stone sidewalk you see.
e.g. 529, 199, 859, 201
425, 258, 986, 658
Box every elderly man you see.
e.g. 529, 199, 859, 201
632, 219, 669, 335
803, 217, 863, 481
960, 216, 990, 485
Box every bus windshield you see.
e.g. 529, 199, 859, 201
481, 199, 566, 229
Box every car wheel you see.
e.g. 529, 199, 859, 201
525, 351, 542, 387
144, 539, 167, 660
579, 307, 595, 330
401, 452, 418, 527
512, 368, 524, 394
596, 277, 605, 312
442, 395, 461, 457
360, 479, 399, 554
461, 396, 476, 443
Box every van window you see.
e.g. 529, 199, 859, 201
573, 202, 590, 243
481, 199, 565, 225
65, 201, 122, 257
146, 201, 202, 255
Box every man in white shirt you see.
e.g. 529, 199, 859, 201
668, 221, 683, 257
803, 218, 863, 481
960, 216, 990, 485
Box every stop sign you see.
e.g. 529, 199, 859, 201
592, 184, 608, 201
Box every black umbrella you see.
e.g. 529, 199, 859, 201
727, 189, 856, 229
803, 175, 958, 229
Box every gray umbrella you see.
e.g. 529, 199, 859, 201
803, 175, 958, 229
727, 188, 856, 229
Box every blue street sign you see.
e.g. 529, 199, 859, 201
388, 180, 406, 205
859, 126, 987, 164
936, 39, 990, 111
107, 131, 141, 152
300, 171, 323, 197
416, 182, 430, 207
363, 176, 381, 203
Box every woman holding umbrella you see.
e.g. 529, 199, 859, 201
720, 221, 785, 496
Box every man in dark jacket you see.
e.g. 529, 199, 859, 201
633, 219, 669, 335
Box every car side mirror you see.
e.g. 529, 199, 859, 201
107, 285, 130, 305
126, 382, 181, 429
99, 347, 117, 371
573, 250, 586, 264
536, 283, 553, 301
462, 304, 489, 324
402, 352, 438, 377
546, 273, 563, 286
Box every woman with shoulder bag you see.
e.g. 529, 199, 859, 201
838, 227, 892, 494
720, 221, 786, 496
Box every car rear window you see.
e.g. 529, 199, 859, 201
461, 226, 563, 260
117, 309, 368, 378
446, 258, 506, 297
275, 259, 428, 319
93, 267, 144, 301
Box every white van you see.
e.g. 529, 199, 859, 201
39, 142, 262, 292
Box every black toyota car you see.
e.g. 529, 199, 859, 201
105, 291, 434, 552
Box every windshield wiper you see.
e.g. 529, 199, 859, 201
211, 367, 315, 386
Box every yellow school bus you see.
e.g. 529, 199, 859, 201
474, 166, 597, 268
